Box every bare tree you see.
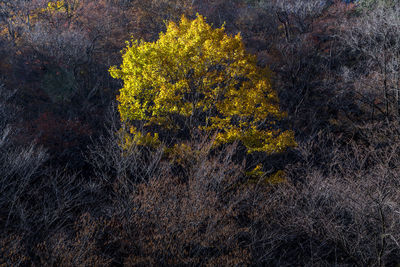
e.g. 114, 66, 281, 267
254, 124, 400, 266
339, 3, 400, 119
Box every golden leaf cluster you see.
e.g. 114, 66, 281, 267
110, 14, 296, 153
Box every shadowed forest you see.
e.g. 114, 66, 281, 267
1, 0, 400, 266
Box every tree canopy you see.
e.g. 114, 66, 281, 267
109, 14, 295, 153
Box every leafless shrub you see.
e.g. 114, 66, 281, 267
35, 213, 112, 266
26, 22, 91, 65
338, 3, 400, 119
253, 123, 400, 266
0, 83, 48, 230
0, 84, 92, 252
0, 0, 39, 41
86, 105, 165, 214
0, 234, 30, 266
274, 0, 328, 39
106, 140, 258, 265
0, 83, 16, 129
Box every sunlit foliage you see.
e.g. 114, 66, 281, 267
45, 0, 79, 14
110, 14, 295, 153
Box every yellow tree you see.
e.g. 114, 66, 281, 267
110, 14, 295, 154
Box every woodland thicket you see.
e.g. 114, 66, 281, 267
1, 0, 400, 266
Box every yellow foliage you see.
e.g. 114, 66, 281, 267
164, 143, 200, 166
245, 164, 265, 179
44, 0, 79, 14
110, 14, 296, 154
266, 170, 287, 184
47, 0, 65, 11
245, 166, 286, 185
118, 126, 161, 150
